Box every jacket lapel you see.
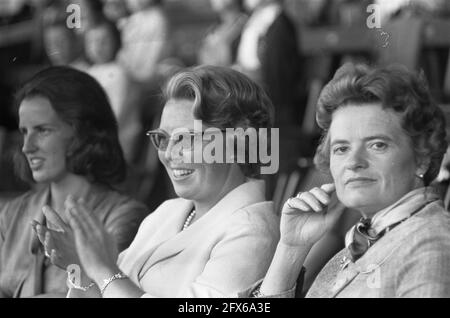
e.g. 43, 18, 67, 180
137, 179, 266, 280
328, 250, 360, 298
26, 186, 50, 296
307, 249, 360, 298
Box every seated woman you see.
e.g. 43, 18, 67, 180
0, 67, 148, 298
243, 63, 450, 297
37, 65, 280, 297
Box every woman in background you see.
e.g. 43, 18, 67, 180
85, 19, 141, 163
198, 0, 248, 67
42, 8, 88, 70
118, 0, 169, 83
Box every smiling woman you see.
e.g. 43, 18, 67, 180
40, 65, 280, 298
0, 67, 148, 298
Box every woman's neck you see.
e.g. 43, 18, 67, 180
358, 182, 426, 219
193, 168, 247, 220
49, 174, 92, 215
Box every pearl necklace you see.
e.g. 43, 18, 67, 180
183, 210, 196, 230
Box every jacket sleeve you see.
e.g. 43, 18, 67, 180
395, 224, 450, 297
0, 200, 12, 297
103, 198, 149, 252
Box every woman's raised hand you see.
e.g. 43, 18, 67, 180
31, 205, 80, 270
32, 196, 119, 282
64, 196, 119, 282
279, 183, 343, 248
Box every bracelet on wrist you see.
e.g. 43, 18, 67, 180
251, 283, 265, 298
66, 271, 96, 292
99, 271, 128, 296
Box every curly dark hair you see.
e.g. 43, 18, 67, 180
314, 63, 447, 186
164, 65, 275, 177
14, 66, 126, 186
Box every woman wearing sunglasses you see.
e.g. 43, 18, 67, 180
38, 65, 280, 297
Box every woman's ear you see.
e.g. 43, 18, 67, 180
416, 157, 431, 179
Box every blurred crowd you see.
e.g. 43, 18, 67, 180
1, 0, 450, 208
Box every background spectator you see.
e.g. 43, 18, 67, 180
85, 19, 141, 163
198, 0, 248, 67
118, 0, 170, 83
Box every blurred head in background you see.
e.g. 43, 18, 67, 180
71, 0, 105, 34
84, 19, 122, 64
43, 19, 82, 66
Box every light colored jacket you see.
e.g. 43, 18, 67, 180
307, 200, 450, 298
118, 179, 280, 297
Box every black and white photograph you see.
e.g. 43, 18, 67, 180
0, 0, 450, 303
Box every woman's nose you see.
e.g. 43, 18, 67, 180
22, 134, 37, 154
345, 148, 369, 171
163, 138, 184, 163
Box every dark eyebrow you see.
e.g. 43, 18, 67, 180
330, 135, 394, 147
19, 123, 53, 130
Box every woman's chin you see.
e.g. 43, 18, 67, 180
31, 173, 48, 184
172, 183, 197, 200
340, 193, 377, 212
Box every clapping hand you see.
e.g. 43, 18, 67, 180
63, 196, 119, 281
31, 204, 79, 270
32, 196, 119, 282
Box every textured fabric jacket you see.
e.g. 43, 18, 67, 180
307, 200, 450, 298
0, 185, 148, 298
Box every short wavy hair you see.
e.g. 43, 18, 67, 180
314, 63, 447, 186
14, 66, 126, 186
164, 65, 275, 177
